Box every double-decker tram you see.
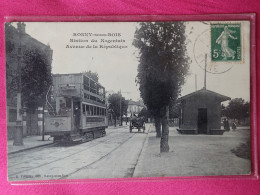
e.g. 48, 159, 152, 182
45, 73, 107, 143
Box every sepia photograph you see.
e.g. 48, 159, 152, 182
5, 21, 251, 181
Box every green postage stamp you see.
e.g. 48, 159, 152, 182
211, 23, 241, 62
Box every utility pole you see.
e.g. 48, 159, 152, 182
204, 54, 207, 89
13, 22, 24, 146
119, 90, 122, 126
119, 90, 130, 126
195, 74, 197, 91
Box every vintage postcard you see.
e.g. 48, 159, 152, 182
5, 20, 251, 181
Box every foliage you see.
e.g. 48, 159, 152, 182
169, 100, 180, 119
222, 98, 250, 122
108, 93, 128, 118
21, 48, 52, 112
138, 107, 151, 120
133, 22, 189, 117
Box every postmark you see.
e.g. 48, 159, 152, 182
211, 23, 241, 62
193, 29, 234, 74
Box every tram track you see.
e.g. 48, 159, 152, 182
8, 129, 136, 178
59, 131, 138, 179
8, 126, 127, 160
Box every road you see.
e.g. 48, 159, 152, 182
8, 124, 150, 181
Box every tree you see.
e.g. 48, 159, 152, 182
222, 98, 250, 124
108, 93, 128, 126
133, 22, 189, 152
21, 48, 52, 111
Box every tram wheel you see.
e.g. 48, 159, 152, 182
85, 132, 94, 141
102, 129, 106, 136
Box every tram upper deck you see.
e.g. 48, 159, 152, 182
53, 73, 106, 107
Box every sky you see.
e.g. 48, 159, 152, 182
17, 21, 250, 102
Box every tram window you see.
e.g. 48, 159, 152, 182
97, 107, 100, 115
86, 105, 90, 115
89, 105, 93, 116
94, 106, 97, 115
90, 95, 96, 101
91, 106, 94, 116
90, 80, 97, 94
82, 104, 86, 114
84, 85, 89, 91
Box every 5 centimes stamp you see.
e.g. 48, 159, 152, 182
211, 23, 242, 62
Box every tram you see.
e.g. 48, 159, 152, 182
44, 73, 108, 143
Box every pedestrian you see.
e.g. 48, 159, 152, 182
224, 118, 230, 131
232, 122, 236, 130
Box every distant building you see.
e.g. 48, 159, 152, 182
177, 88, 230, 135
127, 99, 146, 117
6, 23, 53, 139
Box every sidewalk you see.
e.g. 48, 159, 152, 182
133, 124, 251, 177
7, 135, 53, 154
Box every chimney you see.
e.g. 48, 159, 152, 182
17, 22, 26, 34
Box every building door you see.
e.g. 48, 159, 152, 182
197, 108, 207, 134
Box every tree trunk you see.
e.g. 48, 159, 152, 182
160, 106, 169, 153
120, 115, 123, 126
114, 116, 117, 127
28, 111, 32, 136
155, 115, 161, 138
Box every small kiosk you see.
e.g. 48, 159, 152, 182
177, 88, 230, 135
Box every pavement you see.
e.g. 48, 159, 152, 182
7, 125, 127, 155
133, 124, 251, 177
7, 135, 54, 154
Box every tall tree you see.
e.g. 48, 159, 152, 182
133, 22, 189, 152
108, 93, 128, 126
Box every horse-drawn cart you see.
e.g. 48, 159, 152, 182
129, 115, 145, 133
